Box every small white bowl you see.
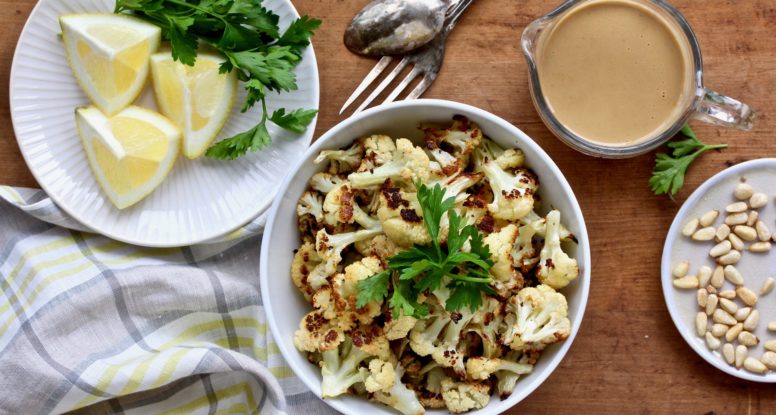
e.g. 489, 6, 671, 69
260, 99, 591, 414
662, 158, 776, 382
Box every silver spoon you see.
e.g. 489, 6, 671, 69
344, 0, 449, 56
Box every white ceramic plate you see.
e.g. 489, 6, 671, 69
9, 0, 319, 247
260, 100, 591, 414
662, 158, 776, 382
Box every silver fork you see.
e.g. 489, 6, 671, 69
339, 0, 475, 115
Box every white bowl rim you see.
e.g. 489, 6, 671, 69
661, 157, 776, 383
260, 98, 592, 413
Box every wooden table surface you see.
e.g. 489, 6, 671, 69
2, 0, 776, 413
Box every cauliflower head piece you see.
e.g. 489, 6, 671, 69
482, 224, 524, 296
349, 138, 431, 188
502, 284, 571, 352
440, 378, 491, 413
536, 209, 579, 289
376, 183, 431, 247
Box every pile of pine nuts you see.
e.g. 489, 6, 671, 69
673, 182, 776, 375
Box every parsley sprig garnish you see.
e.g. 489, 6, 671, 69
114, 0, 321, 159
356, 182, 495, 318
649, 124, 728, 196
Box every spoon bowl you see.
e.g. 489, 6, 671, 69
344, 0, 448, 56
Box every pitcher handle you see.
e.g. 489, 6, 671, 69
692, 88, 755, 131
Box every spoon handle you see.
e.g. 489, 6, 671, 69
443, 0, 474, 34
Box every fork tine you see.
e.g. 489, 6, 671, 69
352, 57, 410, 114
339, 56, 393, 114
382, 67, 422, 105
404, 74, 434, 101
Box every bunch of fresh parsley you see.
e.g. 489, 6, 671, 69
356, 182, 494, 319
649, 124, 728, 196
114, 0, 321, 159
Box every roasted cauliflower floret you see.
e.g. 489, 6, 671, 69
376, 182, 431, 247
475, 146, 537, 221
440, 378, 491, 413
297, 191, 324, 223
291, 242, 322, 301
319, 337, 372, 398
384, 313, 419, 341
354, 234, 401, 261
495, 350, 539, 399
315, 141, 364, 174
536, 210, 579, 289
417, 364, 447, 409
311, 257, 384, 331
294, 310, 345, 353
364, 359, 395, 393
370, 364, 425, 415
482, 224, 524, 296
465, 356, 533, 381
323, 183, 381, 229
310, 172, 347, 194
349, 138, 431, 188
308, 229, 381, 290
502, 285, 571, 352
358, 134, 397, 172
466, 296, 506, 359
422, 115, 483, 176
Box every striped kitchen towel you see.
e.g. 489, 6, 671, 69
0, 186, 336, 415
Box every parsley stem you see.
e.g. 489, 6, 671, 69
449, 273, 492, 284
165, 0, 227, 23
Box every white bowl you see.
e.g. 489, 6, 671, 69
661, 158, 776, 382
260, 99, 591, 414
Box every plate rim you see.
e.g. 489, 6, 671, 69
661, 157, 776, 383
8, 0, 320, 247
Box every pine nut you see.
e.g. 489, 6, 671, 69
769, 321, 776, 332
726, 323, 744, 342
728, 233, 745, 251
756, 220, 771, 241
705, 332, 721, 350
693, 227, 716, 241
765, 340, 776, 352
749, 192, 768, 209
711, 323, 728, 337
707, 286, 718, 294
673, 275, 699, 289
734, 183, 753, 200
761, 352, 776, 370
746, 211, 759, 227
726, 202, 747, 213
723, 265, 744, 286
749, 242, 772, 253
737, 286, 758, 306
734, 307, 751, 321
761, 277, 775, 295
719, 290, 736, 300
735, 345, 747, 368
738, 331, 759, 347
719, 298, 738, 314
700, 210, 720, 226
743, 310, 760, 331
710, 266, 725, 289
723, 343, 735, 365
744, 356, 767, 374
696, 312, 707, 337
672, 260, 689, 278
715, 224, 731, 242
697, 289, 708, 308
682, 218, 700, 237
706, 294, 719, 316
725, 212, 748, 226
698, 266, 712, 287
713, 308, 736, 325
709, 240, 732, 257
716, 250, 741, 265
733, 225, 757, 241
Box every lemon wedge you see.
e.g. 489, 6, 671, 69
60, 14, 161, 115
76, 106, 181, 209
150, 52, 237, 159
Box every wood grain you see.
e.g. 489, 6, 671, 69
3, 0, 776, 413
